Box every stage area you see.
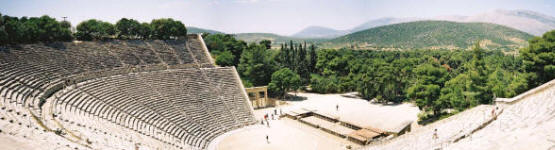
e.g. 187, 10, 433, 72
211, 92, 421, 150
287, 92, 420, 133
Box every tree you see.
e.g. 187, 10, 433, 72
116, 18, 141, 39
138, 22, 152, 39
310, 74, 341, 93
215, 50, 235, 67
203, 34, 247, 66
268, 68, 301, 98
520, 30, 555, 87
75, 19, 115, 40
308, 44, 317, 73
259, 40, 271, 49
407, 61, 448, 116
439, 74, 477, 111
466, 43, 490, 104
0, 14, 72, 44
2, 16, 26, 43
60, 20, 71, 29
238, 43, 277, 86
440, 43, 491, 112
296, 42, 310, 83
0, 13, 7, 44
150, 18, 186, 40
33, 15, 73, 42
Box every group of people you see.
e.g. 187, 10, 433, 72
262, 108, 283, 144
261, 108, 283, 127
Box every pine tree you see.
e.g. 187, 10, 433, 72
309, 44, 317, 73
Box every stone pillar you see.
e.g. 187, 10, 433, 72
255, 91, 260, 108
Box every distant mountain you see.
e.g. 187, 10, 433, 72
350, 17, 422, 32
350, 10, 554, 36
324, 21, 533, 50
433, 9, 555, 36
292, 26, 349, 39
235, 33, 326, 46
188, 27, 225, 34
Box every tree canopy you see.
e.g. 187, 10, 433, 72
150, 18, 187, 40
75, 19, 115, 40
268, 68, 301, 98
0, 14, 191, 43
1, 14, 72, 45
521, 30, 555, 87
115, 18, 141, 39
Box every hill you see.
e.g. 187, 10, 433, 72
292, 26, 349, 39
188, 26, 225, 34
350, 10, 554, 36
324, 21, 534, 50
235, 33, 326, 46
350, 17, 421, 32
434, 9, 555, 36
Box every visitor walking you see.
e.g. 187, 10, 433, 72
433, 128, 438, 139
266, 135, 269, 143
432, 128, 438, 149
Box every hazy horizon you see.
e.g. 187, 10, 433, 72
1, 0, 554, 35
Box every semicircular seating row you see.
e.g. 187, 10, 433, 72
0, 34, 257, 150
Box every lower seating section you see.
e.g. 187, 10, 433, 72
0, 102, 88, 150
51, 67, 256, 149
362, 79, 555, 150
362, 105, 494, 150
445, 79, 555, 150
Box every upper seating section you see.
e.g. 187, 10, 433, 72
0, 34, 214, 110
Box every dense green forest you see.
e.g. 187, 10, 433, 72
204, 30, 554, 122
323, 21, 534, 50
202, 33, 318, 97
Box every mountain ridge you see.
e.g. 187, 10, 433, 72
291, 26, 349, 39
324, 20, 534, 50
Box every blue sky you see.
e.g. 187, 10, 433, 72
1, 0, 554, 35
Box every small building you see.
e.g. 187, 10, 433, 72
245, 86, 280, 109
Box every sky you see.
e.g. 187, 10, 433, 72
1, 0, 554, 35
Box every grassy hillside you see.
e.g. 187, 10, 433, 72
324, 21, 534, 50
235, 33, 326, 47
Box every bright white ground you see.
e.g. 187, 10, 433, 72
210, 92, 420, 150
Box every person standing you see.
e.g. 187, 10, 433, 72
433, 128, 438, 139
431, 128, 439, 148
